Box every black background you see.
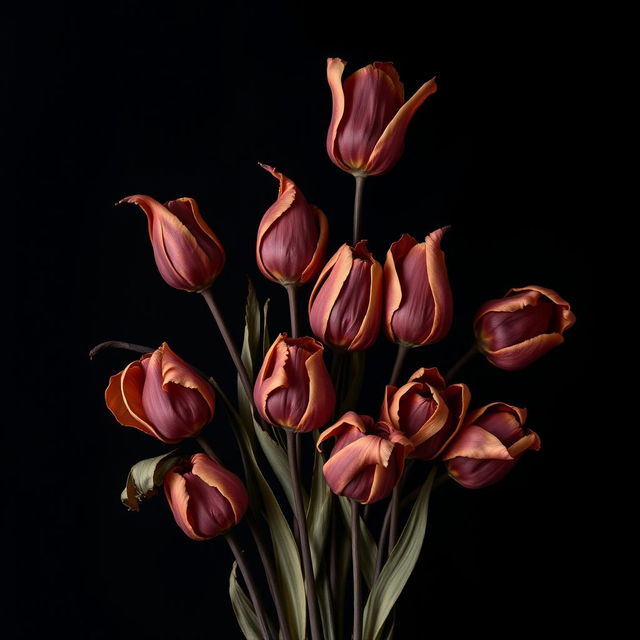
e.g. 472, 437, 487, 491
7, 1, 593, 638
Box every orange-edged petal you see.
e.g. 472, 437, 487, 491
365, 77, 437, 175
105, 356, 162, 440
298, 342, 335, 432
164, 469, 204, 540
464, 402, 527, 430
326, 58, 350, 171
422, 226, 453, 344
254, 334, 290, 426
407, 366, 447, 390
158, 343, 215, 417
384, 234, 417, 342
508, 285, 576, 333
507, 431, 541, 458
317, 411, 367, 451
485, 332, 565, 371
442, 425, 514, 461
350, 251, 383, 351
299, 205, 329, 284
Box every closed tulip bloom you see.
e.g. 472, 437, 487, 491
443, 403, 541, 489
164, 453, 248, 540
105, 343, 215, 444
256, 164, 329, 286
385, 228, 453, 346
381, 367, 470, 461
326, 58, 437, 176
253, 334, 335, 433
309, 241, 383, 351
474, 286, 576, 371
118, 194, 225, 292
317, 412, 412, 504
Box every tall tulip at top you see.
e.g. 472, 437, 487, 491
326, 58, 437, 176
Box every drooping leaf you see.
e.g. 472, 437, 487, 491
229, 561, 261, 639
120, 451, 184, 511
362, 466, 437, 640
238, 279, 261, 428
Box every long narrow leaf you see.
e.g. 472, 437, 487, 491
229, 562, 261, 639
362, 466, 437, 640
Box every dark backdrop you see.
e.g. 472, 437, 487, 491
8, 1, 593, 638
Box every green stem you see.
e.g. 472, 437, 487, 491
351, 500, 362, 640
445, 344, 479, 382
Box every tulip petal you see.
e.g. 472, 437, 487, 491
464, 402, 527, 430
323, 435, 394, 494
367, 448, 404, 504
164, 470, 204, 540
326, 58, 350, 172
486, 332, 565, 371
442, 425, 513, 461
350, 251, 383, 351
507, 431, 541, 458
408, 367, 447, 389
299, 205, 329, 284
255, 335, 291, 424
105, 357, 162, 440
423, 226, 453, 344
317, 411, 368, 451
298, 345, 335, 432
384, 234, 417, 342
365, 77, 437, 175
509, 285, 576, 333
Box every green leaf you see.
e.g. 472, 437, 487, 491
362, 466, 437, 640
120, 451, 184, 511
229, 561, 261, 639
238, 279, 261, 428
338, 495, 377, 588
262, 298, 271, 358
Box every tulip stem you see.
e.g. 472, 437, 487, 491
286, 431, 323, 640
201, 288, 254, 406
286, 284, 304, 487
225, 531, 274, 640
195, 436, 223, 464
88, 340, 153, 359
445, 344, 479, 382
351, 500, 362, 640
352, 175, 367, 245
389, 344, 410, 388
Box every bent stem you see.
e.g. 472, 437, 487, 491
445, 344, 479, 382
352, 175, 367, 245
225, 530, 274, 640
200, 287, 254, 404
89, 340, 154, 359
286, 431, 323, 640
351, 500, 362, 640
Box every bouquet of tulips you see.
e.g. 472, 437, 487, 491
91, 58, 575, 640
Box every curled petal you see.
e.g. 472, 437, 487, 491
442, 425, 513, 461
326, 58, 350, 172
365, 77, 437, 176
164, 470, 203, 540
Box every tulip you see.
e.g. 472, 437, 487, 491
326, 58, 437, 176
253, 333, 335, 432
384, 228, 453, 347
105, 342, 215, 444
443, 403, 541, 489
381, 367, 470, 460
309, 241, 382, 351
256, 164, 329, 286
474, 286, 576, 371
164, 453, 248, 540
317, 412, 412, 504
118, 194, 225, 292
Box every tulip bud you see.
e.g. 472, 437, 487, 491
317, 412, 412, 504
253, 334, 335, 433
118, 194, 225, 292
326, 58, 437, 176
164, 453, 248, 540
309, 241, 383, 351
381, 367, 470, 461
443, 403, 541, 489
474, 286, 576, 371
105, 342, 215, 444
384, 228, 453, 347
256, 164, 329, 286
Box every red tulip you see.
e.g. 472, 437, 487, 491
309, 241, 383, 351
105, 343, 215, 444
381, 367, 470, 460
256, 164, 329, 286
474, 286, 576, 371
118, 194, 225, 292
253, 334, 335, 433
317, 412, 412, 504
326, 58, 437, 176
384, 228, 453, 347
443, 403, 541, 489
164, 453, 248, 540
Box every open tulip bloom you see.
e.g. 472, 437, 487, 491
93, 56, 575, 640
